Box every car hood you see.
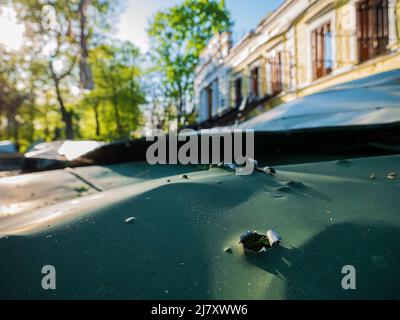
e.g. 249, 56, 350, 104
0, 154, 399, 299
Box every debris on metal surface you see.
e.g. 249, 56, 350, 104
266, 229, 282, 247
182, 174, 190, 180
255, 165, 277, 176
387, 172, 397, 180
239, 229, 282, 253
234, 158, 278, 177
221, 158, 277, 177
264, 167, 277, 175
369, 173, 376, 180
124, 217, 136, 224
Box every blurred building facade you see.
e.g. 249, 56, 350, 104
194, 0, 400, 127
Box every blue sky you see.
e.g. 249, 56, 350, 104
116, 0, 284, 52
0, 0, 284, 51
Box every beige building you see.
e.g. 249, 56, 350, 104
194, 0, 400, 125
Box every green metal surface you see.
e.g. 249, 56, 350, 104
0, 155, 399, 299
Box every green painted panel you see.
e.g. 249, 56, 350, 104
0, 155, 399, 299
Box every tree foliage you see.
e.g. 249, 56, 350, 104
147, 0, 232, 126
0, 0, 145, 150
80, 42, 146, 140
10, 0, 119, 139
0, 0, 232, 151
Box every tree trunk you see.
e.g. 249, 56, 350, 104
28, 100, 35, 143
44, 102, 50, 140
12, 117, 19, 151
112, 95, 123, 137
64, 111, 74, 140
6, 110, 19, 151
50, 61, 74, 139
79, 0, 94, 90
177, 81, 184, 127
93, 99, 100, 137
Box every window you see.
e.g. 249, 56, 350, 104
270, 52, 282, 95
357, 0, 389, 63
250, 67, 259, 97
311, 22, 332, 79
234, 77, 242, 108
206, 85, 213, 119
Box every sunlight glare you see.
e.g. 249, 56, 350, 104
0, 7, 25, 51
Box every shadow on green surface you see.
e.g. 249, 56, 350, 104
245, 222, 400, 299
0, 179, 259, 299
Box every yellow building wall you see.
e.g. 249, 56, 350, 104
227, 0, 400, 116
335, 2, 357, 68
294, 19, 309, 87
282, 38, 291, 93
292, 0, 400, 99
248, 0, 400, 117
299, 51, 400, 97
397, 1, 400, 50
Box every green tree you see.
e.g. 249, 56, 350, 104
1, 0, 146, 149
11, 0, 121, 139
0, 43, 60, 150
79, 42, 145, 140
0, 45, 29, 150
147, 0, 232, 126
